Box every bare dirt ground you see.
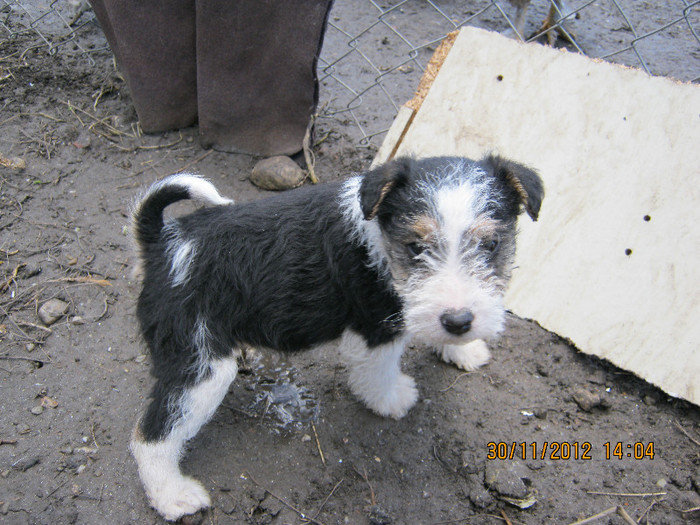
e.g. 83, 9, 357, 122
1, 2, 700, 525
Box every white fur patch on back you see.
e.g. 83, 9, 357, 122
163, 223, 197, 287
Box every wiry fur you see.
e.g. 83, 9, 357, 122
130, 155, 543, 521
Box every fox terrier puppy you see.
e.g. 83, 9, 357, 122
129, 155, 543, 520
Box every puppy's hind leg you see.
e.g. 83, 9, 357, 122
131, 356, 238, 521
339, 330, 418, 419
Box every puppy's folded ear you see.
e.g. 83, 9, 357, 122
359, 158, 412, 220
484, 155, 544, 221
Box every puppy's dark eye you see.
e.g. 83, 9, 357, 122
483, 237, 500, 253
406, 242, 425, 258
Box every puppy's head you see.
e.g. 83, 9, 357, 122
357, 155, 543, 345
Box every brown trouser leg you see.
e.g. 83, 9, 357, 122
89, 0, 198, 132
90, 0, 332, 155
195, 0, 333, 156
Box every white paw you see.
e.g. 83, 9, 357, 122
437, 340, 491, 371
365, 373, 419, 419
148, 475, 211, 522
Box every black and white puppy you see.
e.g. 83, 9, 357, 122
130, 155, 543, 520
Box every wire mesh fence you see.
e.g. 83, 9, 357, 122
0, 0, 105, 63
317, 0, 700, 145
1, 0, 699, 147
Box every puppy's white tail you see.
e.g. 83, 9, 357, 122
131, 173, 232, 249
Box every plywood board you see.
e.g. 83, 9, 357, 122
376, 27, 700, 405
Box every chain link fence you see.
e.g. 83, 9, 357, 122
2, 0, 698, 146
0, 0, 105, 63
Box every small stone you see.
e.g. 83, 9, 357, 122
485, 462, 538, 509
368, 505, 392, 525
41, 396, 58, 409
72, 131, 91, 149
572, 387, 605, 412
134, 354, 147, 363
19, 264, 41, 278
484, 461, 530, 499
30, 406, 44, 415
533, 407, 548, 419
250, 156, 306, 191
38, 298, 69, 326
0, 154, 26, 170
74, 446, 98, 455
12, 456, 40, 472
25, 342, 36, 352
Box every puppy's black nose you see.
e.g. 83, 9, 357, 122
440, 310, 474, 335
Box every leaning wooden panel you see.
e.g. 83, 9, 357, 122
378, 27, 700, 405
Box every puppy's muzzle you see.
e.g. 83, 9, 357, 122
440, 310, 474, 335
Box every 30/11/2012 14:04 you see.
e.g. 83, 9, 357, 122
486, 441, 655, 460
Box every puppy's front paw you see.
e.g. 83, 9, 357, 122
366, 372, 418, 419
437, 340, 491, 371
148, 475, 211, 522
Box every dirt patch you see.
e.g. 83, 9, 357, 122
1, 11, 699, 525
